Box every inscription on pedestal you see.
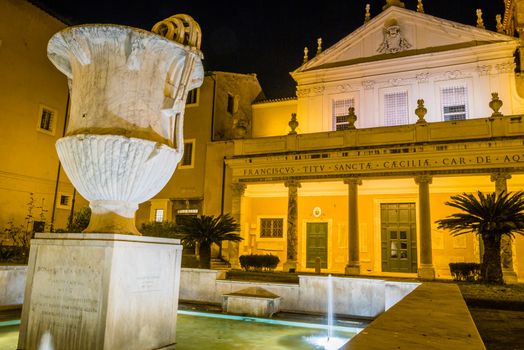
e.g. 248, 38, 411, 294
26, 245, 104, 349
33, 266, 100, 319
133, 274, 162, 293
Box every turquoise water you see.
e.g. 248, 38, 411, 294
0, 311, 360, 349
0, 321, 18, 350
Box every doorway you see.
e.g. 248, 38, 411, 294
306, 222, 328, 268
380, 203, 417, 273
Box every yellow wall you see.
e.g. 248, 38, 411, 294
155, 76, 214, 201
0, 0, 88, 231
239, 177, 519, 279
242, 196, 289, 268
252, 99, 297, 137
142, 73, 262, 225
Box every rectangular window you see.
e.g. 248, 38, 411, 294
178, 139, 195, 169
37, 105, 57, 135
332, 98, 355, 130
155, 209, 164, 222
179, 140, 195, 168
227, 94, 239, 115
384, 91, 409, 126
260, 218, 284, 238
60, 195, 70, 206
186, 88, 199, 106
440, 86, 468, 121
33, 221, 45, 233
57, 193, 72, 209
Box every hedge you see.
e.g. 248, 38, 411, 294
239, 254, 280, 272
449, 262, 481, 281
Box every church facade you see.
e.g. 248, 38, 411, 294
199, 3, 524, 281
5, 0, 524, 281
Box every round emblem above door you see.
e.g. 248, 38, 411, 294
313, 206, 322, 218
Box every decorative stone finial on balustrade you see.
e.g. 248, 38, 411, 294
383, 0, 405, 10
234, 119, 248, 139
303, 47, 309, 64
496, 14, 504, 33
417, 0, 424, 13
476, 9, 485, 29
365, 4, 371, 23
316, 38, 323, 55
489, 92, 503, 117
288, 113, 299, 135
415, 99, 428, 124
347, 107, 357, 129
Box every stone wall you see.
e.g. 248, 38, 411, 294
0, 265, 27, 306
344, 283, 485, 349
1, 266, 419, 319
179, 268, 419, 318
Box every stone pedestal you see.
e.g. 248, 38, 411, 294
222, 287, 281, 318
417, 265, 436, 280
18, 233, 182, 350
283, 260, 297, 273
345, 265, 361, 275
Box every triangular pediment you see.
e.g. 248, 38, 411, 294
293, 6, 517, 74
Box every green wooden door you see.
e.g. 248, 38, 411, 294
306, 222, 328, 268
381, 203, 417, 273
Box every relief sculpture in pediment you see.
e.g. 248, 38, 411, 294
377, 18, 411, 54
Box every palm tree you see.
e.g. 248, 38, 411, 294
436, 191, 524, 284
177, 214, 242, 269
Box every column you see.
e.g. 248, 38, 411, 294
344, 178, 362, 275
284, 179, 300, 272
491, 172, 518, 283
415, 175, 435, 280
229, 182, 246, 269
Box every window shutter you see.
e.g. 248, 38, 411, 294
384, 91, 409, 126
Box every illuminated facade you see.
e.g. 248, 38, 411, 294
210, 4, 524, 281
4, 1, 524, 281
138, 72, 264, 227
0, 0, 87, 233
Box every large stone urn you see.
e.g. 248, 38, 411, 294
18, 15, 203, 350
48, 15, 204, 234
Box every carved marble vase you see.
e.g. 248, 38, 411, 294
48, 20, 204, 234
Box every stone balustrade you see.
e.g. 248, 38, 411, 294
232, 114, 524, 156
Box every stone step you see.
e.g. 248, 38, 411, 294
210, 259, 231, 270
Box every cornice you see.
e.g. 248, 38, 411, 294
293, 41, 517, 85
294, 6, 515, 76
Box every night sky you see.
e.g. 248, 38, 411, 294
32, 0, 505, 99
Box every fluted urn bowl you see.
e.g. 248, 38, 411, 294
48, 22, 203, 234
56, 135, 181, 234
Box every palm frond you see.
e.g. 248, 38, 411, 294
436, 191, 524, 238
178, 213, 242, 246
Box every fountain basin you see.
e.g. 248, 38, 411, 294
2, 310, 362, 350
